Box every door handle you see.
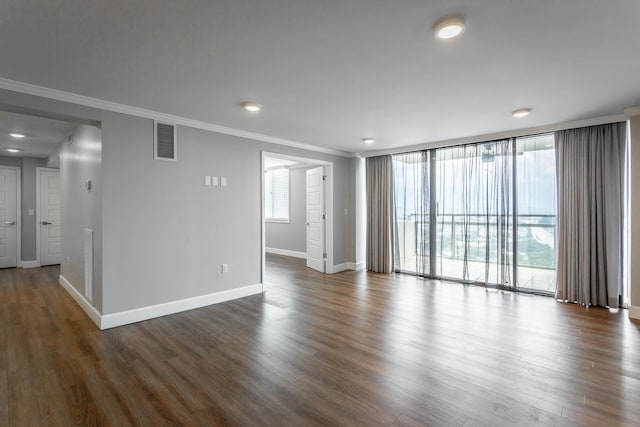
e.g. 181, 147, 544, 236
305, 222, 310, 226
41, 221, 52, 225
1, 221, 15, 226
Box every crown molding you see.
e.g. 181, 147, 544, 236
0, 77, 352, 157
363, 113, 628, 157
624, 106, 640, 117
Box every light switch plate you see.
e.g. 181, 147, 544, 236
212, 176, 219, 186
204, 176, 212, 186
28, 209, 34, 216
221, 177, 227, 187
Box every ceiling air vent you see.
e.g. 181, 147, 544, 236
154, 121, 177, 161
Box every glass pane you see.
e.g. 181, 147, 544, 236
392, 152, 429, 274
435, 142, 513, 285
515, 134, 557, 292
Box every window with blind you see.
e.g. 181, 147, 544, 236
265, 168, 290, 222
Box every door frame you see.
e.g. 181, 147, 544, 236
36, 167, 59, 268
260, 152, 334, 287
0, 166, 21, 268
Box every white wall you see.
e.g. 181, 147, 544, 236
265, 167, 310, 254
60, 125, 103, 312
0, 88, 356, 320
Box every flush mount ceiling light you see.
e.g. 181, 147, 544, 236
6, 148, 21, 153
9, 133, 25, 138
242, 102, 262, 112
362, 138, 375, 144
512, 108, 532, 118
433, 16, 466, 40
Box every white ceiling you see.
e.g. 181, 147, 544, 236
1, 0, 639, 155
0, 111, 76, 158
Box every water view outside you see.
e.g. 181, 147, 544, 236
393, 134, 557, 293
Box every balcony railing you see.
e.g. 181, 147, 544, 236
395, 213, 557, 291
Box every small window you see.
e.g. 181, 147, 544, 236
265, 168, 290, 222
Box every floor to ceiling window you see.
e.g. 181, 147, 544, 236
515, 134, 557, 292
392, 133, 557, 294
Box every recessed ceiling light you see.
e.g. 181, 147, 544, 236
512, 108, 532, 118
433, 17, 466, 40
362, 138, 375, 144
6, 148, 21, 153
9, 133, 25, 138
242, 102, 262, 112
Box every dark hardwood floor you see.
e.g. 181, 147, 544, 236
1, 255, 640, 426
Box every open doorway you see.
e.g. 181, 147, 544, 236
0, 110, 77, 269
261, 152, 334, 286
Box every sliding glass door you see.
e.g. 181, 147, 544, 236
435, 141, 513, 286
515, 134, 557, 292
392, 134, 557, 293
393, 152, 430, 275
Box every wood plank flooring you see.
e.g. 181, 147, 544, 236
1, 255, 640, 426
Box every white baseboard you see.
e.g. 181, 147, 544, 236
629, 305, 640, 320
331, 262, 365, 273
20, 260, 40, 268
351, 261, 366, 271
265, 247, 307, 259
100, 283, 263, 330
60, 275, 264, 330
59, 275, 102, 328
332, 262, 351, 273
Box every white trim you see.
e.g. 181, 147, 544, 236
624, 106, 640, 117
265, 247, 307, 259
0, 77, 351, 157
20, 260, 40, 268
629, 305, 640, 320
36, 167, 60, 268
60, 274, 264, 330
332, 262, 365, 273
351, 261, 366, 271
59, 274, 102, 328
1, 77, 633, 159
332, 263, 351, 273
100, 283, 263, 330
362, 114, 628, 158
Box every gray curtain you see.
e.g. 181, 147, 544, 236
366, 155, 394, 273
555, 122, 626, 307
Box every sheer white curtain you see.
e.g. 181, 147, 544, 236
435, 140, 513, 286
392, 152, 430, 275
366, 155, 394, 273
555, 122, 626, 307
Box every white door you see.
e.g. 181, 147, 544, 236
306, 166, 325, 273
0, 168, 18, 268
39, 169, 61, 266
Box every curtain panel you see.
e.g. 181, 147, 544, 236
366, 155, 395, 273
555, 122, 626, 307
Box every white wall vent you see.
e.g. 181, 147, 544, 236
154, 121, 177, 161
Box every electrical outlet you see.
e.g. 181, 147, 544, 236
221, 263, 228, 273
